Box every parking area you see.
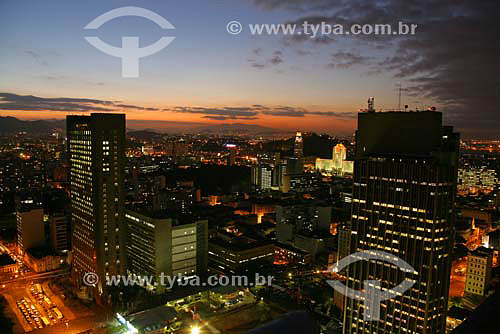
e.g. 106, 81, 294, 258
29, 283, 65, 323
1, 280, 74, 333
12, 282, 66, 331
15, 297, 46, 330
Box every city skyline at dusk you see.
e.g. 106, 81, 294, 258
0, 2, 499, 334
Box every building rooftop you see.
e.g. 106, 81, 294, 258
356, 110, 458, 159
209, 232, 272, 251
126, 206, 204, 226
128, 305, 177, 331
447, 306, 472, 321
26, 246, 57, 259
274, 242, 310, 256
470, 246, 494, 257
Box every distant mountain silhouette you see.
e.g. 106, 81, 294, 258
0, 116, 64, 134
129, 122, 283, 135
127, 130, 165, 140
194, 123, 280, 134
0, 117, 284, 135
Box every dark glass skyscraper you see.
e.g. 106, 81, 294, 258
344, 111, 459, 333
67, 113, 126, 302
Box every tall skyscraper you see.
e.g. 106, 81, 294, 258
333, 143, 347, 171
67, 113, 126, 302
294, 131, 304, 158
344, 111, 459, 333
226, 144, 237, 166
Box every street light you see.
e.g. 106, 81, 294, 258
191, 326, 200, 334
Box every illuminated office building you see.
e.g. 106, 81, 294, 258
290, 131, 305, 176
208, 232, 274, 274
125, 209, 208, 292
457, 165, 497, 194
333, 143, 347, 170
226, 143, 237, 166
344, 111, 459, 334
16, 208, 45, 254
294, 131, 304, 158
251, 164, 273, 190
67, 114, 126, 302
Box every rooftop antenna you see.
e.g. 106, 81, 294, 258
398, 84, 402, 111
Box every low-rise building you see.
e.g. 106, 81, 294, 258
464, 247, 493, 296
24, 247, 62, 273
0, 254, 18, 273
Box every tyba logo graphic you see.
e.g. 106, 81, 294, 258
84, 6, 175, 77
327, 250, 417, 321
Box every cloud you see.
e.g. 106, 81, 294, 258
249, 0, 500, 135
261, 106, 307, 117
166, 106, 260, 119
0, 93, 155, 113
0, 93, 115, 112
24, 50, 49, 66
165, 104, 353, 119
0, 92, 354, 122
202, 115, 259, 121
115, 104, 160, 111
252, 48, 263, 55
328, 51, 370, 69
269, 55, 284, 65
250, 62, 267, 69
248, 49, 285, 69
